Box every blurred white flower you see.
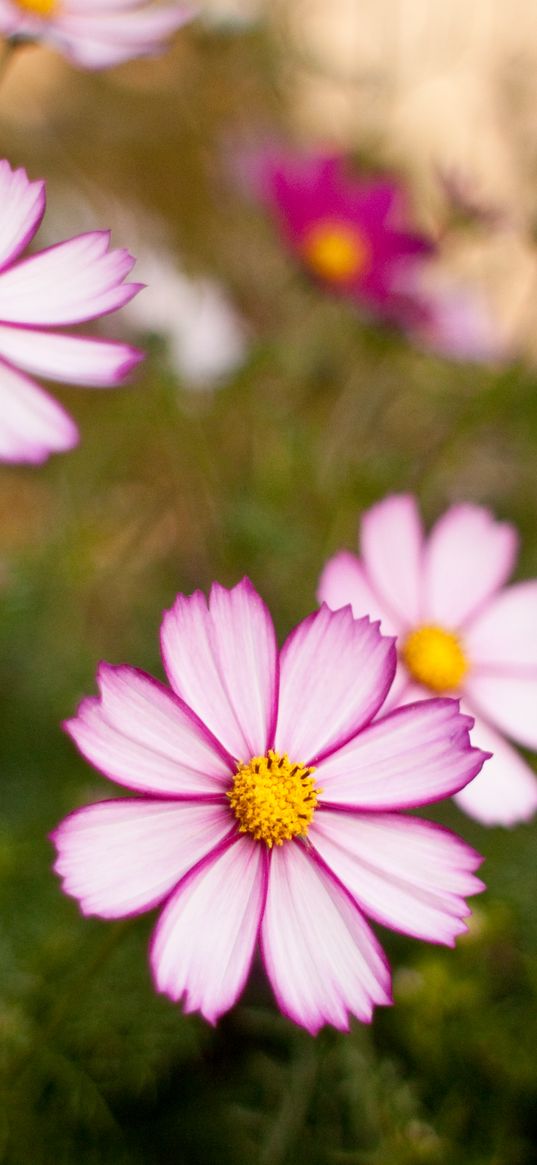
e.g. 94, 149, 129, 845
124, 249, 248, 389
200, 0, 263, 29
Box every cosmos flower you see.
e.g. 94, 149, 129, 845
0, 159, 143, 465
262, 151, 434, 323
0, 0, 194, 70
53, 579, 486, 1034
319, 495, 537, 827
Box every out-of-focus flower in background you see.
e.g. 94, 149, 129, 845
394, 266, 507, 364
53, 579, 486, 1034
258, 148, 505, 363
319, 495, 537, 828
261, 151, 434, 325
280, 0, 537, 367
0, 159, 143, 465
200, 0, 263, 31
0, 0, 195, 69
124, 247, 248, 390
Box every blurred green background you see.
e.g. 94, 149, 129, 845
1, 6, 537, 1163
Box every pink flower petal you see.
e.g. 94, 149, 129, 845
0, 324, 143, 387
315, 698, 487, 809
454, 710, 537, 825
151, 836, 267, 1024
52, 799, 233, 918
310, 810, 483, 945
465, 581, 537, 672
65, 664, 233, 797
52, 3, 193, 69
0, 359, 78, 464
67, 0, 150, 11
0, 232, 142, 327
0, 4, 22, 35
317, 549, 401, 636
274, 604, 395, 764
360, 495, 424, 628
465, 672, 537, 750
423, 504, 518, 628
161, 579, 278, 761
411, 279, 505, 364
260, 842, 391, 1034
0, 160, 45, 272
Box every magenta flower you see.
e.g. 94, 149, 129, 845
0, 160, 143, 465
53, 579, 486, 1033
0, 0, 193, 70
319, 496, 537, 828
262, 152, 434, 320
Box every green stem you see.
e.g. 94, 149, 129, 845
260, 1037, 318, 1165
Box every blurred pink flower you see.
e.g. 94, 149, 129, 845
410, 280, 505, 364
0, 160, 143, 465
53, 579, 486, 1033
319, 495, 537, 827
262, 151, 434, 323
0, 0, 194, 69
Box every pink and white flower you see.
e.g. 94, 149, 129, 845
0, 159, 143, 465
0, 0, 194, 71
319, 496, 537, 827
53, 579, 486, 1033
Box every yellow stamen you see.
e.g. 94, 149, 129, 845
402, 624, 468, 692
227, 749, 321, 848
300, 220, 370, 283
14, 0, 56, 17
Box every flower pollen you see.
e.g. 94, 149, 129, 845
228, 749, 320, 848
15, 0, 56, 16
300, 220, 370, 283
402, 624, 468, 692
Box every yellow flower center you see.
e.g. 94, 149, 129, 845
300, 220, 370, 283
401, 624, 468, 693
14, 0, 56, 17
227, 749, 321, 848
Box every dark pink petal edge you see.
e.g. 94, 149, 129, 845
258, 840, 393, 1034
50, 796, 227, 921
63, 662, 237, 796
318, 697, 491, 813
310, 814, 485, 948
148, 832, 270, 1022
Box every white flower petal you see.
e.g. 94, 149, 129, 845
151, 836, 266, 1023
52, 3, 193, 68
424, 504, 518, 628
317, 549, 401, 636
161, 579, 278, 761
65, 664, 233, 796
52, 799, 232, 918
316, 698, 487, 809
274, 604, 395, 763
310, 810, 483, 945
454, 711, 537, 826
261, 842, 391, 1034
360, 494, 424, 628
465, 672, 537, 750
0, 232, 141, 326
0, 160, 45, 272
465, 581, 537, 671
0, 324, 142, 387
0, 358, 77, 464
